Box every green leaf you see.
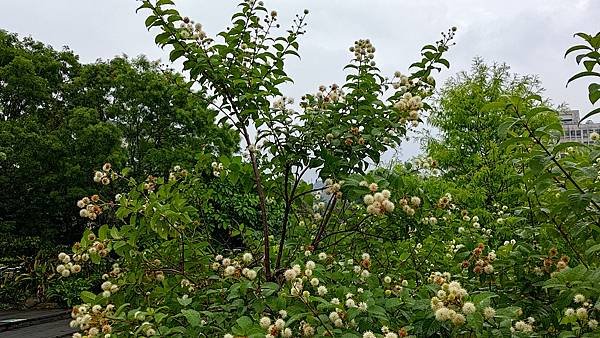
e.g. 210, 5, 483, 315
566, 71, 600, 86
170, 49, 185, 62
145, 15, 157, 28
261, 282, 279, 296
80, 291, 96, 303
584, 60, 597, 72
110, 227, 121, 240
579, 107, 600, 123
589, 83, 600, 104
585, 243, 600, 255
181, 309, 201, 327
236, 316, 253, 330
177, 295, 192, 307
155, 32, 171, 46
98, 224, 109, 240
437, 58, 450, 68
564, 44, 592, 57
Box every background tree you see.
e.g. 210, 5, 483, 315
0, 29, 238, 255
426, 58, 553, 209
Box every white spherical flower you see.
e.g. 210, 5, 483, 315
452, 313, 466, 326
483, 307, 496, 319
462, 302, 476, 315
346, 299, 356, 308
246, 269, 257, 280
306, 260, 316, 270
101, 281, 112, 291
310, 278, 319, 286
588, 319, 598, 330
282, 328, 293, 337
363, 331, 376, 338
358, 302, 368, 311
318, 252, 327, 260
284, 269, 297, 281
410, 196, 421, 207
576, 307, 588, 320
574, 294, 585, 303
279, 310, 288, 318
361, 270, 370, 278
435, 307, 449, 321
318, 285, 328, 296
223, 266, 236, 277
242, 253, 253, 263
275, 318, 285, 330
259, 316, 271, 329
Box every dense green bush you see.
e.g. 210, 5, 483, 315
5, 0, 600, 337
0, 29, 238, 252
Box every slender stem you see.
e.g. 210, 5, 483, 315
312, 196, 337, 250
244, 130, 272, 280
276, 164, 291, 271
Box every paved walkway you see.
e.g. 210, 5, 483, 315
0, 309, 75, 338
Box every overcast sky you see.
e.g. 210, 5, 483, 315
1, 0, 598, 160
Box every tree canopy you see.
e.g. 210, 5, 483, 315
0, 29, 238, 253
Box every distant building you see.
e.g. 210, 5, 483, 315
559, 110, 600, 144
